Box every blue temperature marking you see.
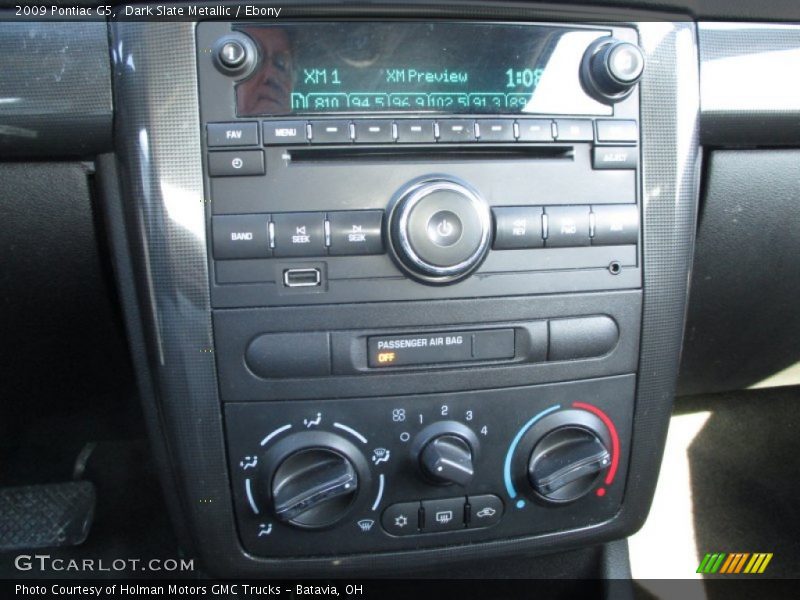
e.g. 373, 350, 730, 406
504, 405, 561, 503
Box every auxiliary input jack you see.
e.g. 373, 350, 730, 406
608, 261, 622, 275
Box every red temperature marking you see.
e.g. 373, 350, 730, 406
573, 402, 619, 485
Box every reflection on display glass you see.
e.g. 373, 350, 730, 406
235, 23, 611, 117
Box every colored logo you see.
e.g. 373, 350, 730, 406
697, 552, 773, 574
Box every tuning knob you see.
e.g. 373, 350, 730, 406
581, 38, 645, 103
388, 178, 492, 285
261, 432, 370, 529
412, 421, 480, 486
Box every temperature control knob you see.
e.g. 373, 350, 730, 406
514, 409, 612, 504
528, 425, 610, 503
261, 432, 370, 529
388, 178, 492, 284
412, 421, 480, 486
581, 38, 645, 103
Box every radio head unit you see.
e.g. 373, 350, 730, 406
197, 21, 643, 306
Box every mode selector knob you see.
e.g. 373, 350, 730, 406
388, 178, 492, 284
272, 448, 358, 527
581, 38, 645, 103
412, 421, 481, 486
261, 432, 371, 529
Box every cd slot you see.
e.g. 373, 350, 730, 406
287, 145, 574, 163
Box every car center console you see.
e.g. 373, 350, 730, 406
108, 8, 699, 576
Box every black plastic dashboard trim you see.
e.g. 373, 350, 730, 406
108, 8, 699, 575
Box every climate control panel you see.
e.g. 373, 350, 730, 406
225, 375, 633, 557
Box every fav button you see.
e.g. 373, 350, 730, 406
422, 497, 466, 532
207, 122, 259, 147
272, 212, 326, 257
467, 494, 504, 529
382, 502, 420, 536
328, 211, 384, 256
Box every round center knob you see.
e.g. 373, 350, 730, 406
271, 447, 359, 528
389, 179, 492, 284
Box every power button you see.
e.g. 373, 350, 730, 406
427, 211, 463, 247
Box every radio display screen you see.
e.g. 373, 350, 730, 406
234, 23, 612, 117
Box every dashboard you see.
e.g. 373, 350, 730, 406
2, 0, 799, 581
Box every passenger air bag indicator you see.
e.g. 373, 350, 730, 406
367, 329, 514, 368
